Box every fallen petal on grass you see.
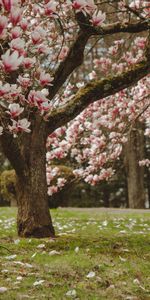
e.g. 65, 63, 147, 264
33, 280, 45, 286
37, 244, 45, 249
86, 271, 95, 278
6, 254, 17, 260
74, 246, 79, 253
48, 250, 61, 256
0, 287, 8, 293
66, 289, 77, 297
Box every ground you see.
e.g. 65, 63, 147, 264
0, 207, 150, 300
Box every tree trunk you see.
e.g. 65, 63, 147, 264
124, 123, 145, 208
16, 172, 55, 238
1, 118, 55, 238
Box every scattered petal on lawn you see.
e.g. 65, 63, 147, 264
139, 285, 147, 291
6, 254, 17, 260
49, 239, 55, 243
107, 284, 115, 289
86, 271, 95, 278
33, 280, 45, 286
119, 256, 127, 262
25, 263, 32, 268
0, 287, 8, 293
14, 239, 20, 245
49, 250, 61, 256
58, 232, 68, 236
37, 244, 45, 249
31, 252, 37, 258
102, 220, 108, 226
16, 276, 23, 281
6, 278, 11, 282
133, 278, 140, 285
13, 261, 24, 266
66, 289, 77, 297
126, 296, 139, 300
75, 247, 79, 253
1, 269, 9, 273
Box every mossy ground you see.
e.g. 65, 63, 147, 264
0, 207, 150, 300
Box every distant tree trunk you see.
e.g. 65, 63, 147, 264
103, 185, 110, 207
11, 198, 17, 207
1, 118, 55, 238
124, 122, 145, 208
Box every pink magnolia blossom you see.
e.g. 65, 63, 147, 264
1, 50, 23, 72
57, 178, 67, 188
8, 118, 31, 134
139, 159, 150, 167
7, 103, 24, 118
11, 26, 22, 39
28, 90, 49, 106
17, 75, 32, 88
72, 0, 86, 12
20, 19, 28, 31
1, 0, 11, 11
47, 185, 58, 196
10, 7, 22, 26
10, 38, 25, 55
31, 31, 42, 45
44, 1, 57, 16
0, 82, 10, 96
22, 57, 35, 69
39, 72, 54, 86
130, 0, 141, 10
27, 90, 51, 113
91, 10, 106, 26
72, 0, 96, 14
134, 37, 146, 49
59, 46, 69, 60
0, 16, 8, 35
8, 84, 21, 98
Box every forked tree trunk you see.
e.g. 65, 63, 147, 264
1, 119, 55, 238
124, 123, 145, 208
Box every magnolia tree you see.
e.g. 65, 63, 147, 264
0, 0, 150, 237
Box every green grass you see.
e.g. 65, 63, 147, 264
0, 207, 150, 300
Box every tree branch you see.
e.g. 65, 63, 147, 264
93, 20, 150, 35
48, 30, 90, 100
46, 60, 150, 133
76, 11, 150, 35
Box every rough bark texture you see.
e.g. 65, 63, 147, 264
124, 123, 145, 208
16, 172, 55, 238
1, 117, 55, 238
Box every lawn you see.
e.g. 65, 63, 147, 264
0, 207, 150, 300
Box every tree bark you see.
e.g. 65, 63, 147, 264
1, 117, 55, 238
16, 171, 55, 238
124, 123, 145, 208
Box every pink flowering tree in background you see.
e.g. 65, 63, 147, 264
0, 0, 150, 237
